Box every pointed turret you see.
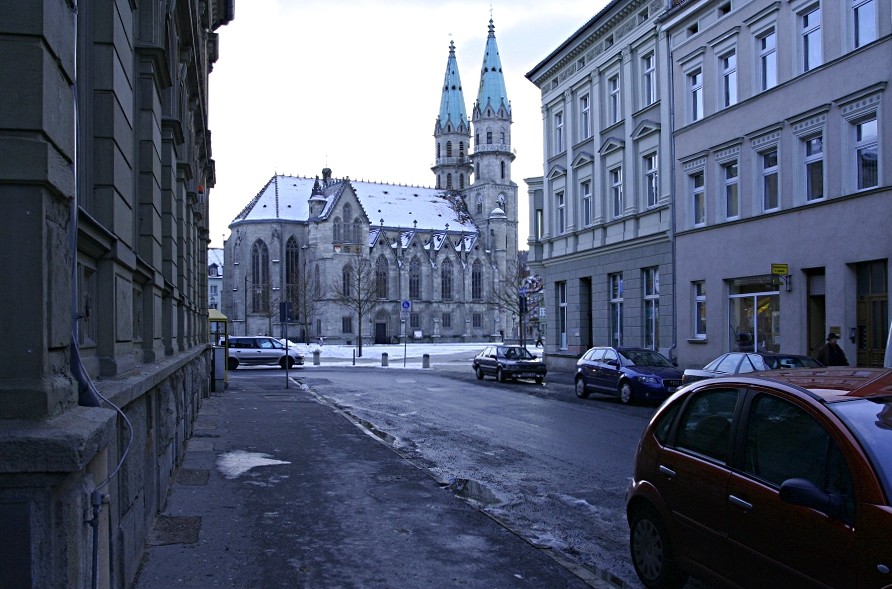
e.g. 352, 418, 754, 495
432, 40, 473, 191
476, 19, 510, 118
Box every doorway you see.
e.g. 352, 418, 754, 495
855, 260, 888, 366
806, 269, 826, 357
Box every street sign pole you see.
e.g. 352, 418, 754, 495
401, 300, 411, 367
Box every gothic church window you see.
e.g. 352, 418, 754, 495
333, 216, 342, 243
441, 258, 454, 300
251, 239, 270, 313
459, 141, 465, 157
286, 237, 300, 301
447, 173, 453, 189
376, 255, 388, 299
342, 264, 353, 297
409, 257, 421, 299
447, 141, 453, 157
472, 259, 483, 300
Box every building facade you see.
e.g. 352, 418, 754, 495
525, 0, 675, 371
0, 2, 232, 587
663, 0, 891, 369
222, 21, 521, 346
209, 247, 224, 311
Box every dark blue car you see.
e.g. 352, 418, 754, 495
575, 347, 682, 404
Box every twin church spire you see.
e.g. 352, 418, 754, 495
433, 19, 511, 193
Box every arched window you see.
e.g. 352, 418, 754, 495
376, 255, 388, 299
251, 239, 270, 313
459, 174, 465, 189
437, 143, 441, 158
471, 259, 483, 300
476, 194, 483, 214
446, 173, 453, 189
459, 141, 465, 157
353, 218, 362, 245
409, 257, 421, 300
333, 216, 343, 243
342, 264, 353, 297
343, 204, 353, 242
314, 265, 321, 298
285, 237, 300, 302
500, 161, 506, 180
446, 141, 453, 157
441, 258, 454, 300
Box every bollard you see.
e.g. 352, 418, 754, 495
422, 353, 430, 368
382, 352, 389, 367
313, 350, 321, 366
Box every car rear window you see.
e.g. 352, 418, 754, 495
830, 399, 892, 502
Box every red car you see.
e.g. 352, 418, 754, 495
626, 367, 892, 588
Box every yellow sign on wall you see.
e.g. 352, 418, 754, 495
771, 263, 789, 276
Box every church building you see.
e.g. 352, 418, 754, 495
222, 20, 519, 344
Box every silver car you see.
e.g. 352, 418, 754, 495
225, 336, 305, 370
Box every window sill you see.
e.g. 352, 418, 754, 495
687, 338, 708, 345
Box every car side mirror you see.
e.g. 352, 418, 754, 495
779, 478, 846, 520
605, 359, 619, 367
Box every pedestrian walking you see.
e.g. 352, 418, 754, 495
815, 332, 849, 366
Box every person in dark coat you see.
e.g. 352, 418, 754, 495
815, 332, 849, 366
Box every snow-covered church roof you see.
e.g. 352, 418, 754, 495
231, 173, 477, 234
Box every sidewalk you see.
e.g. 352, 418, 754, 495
132, 371, 599, 589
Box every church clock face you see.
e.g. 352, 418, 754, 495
497, 193, 506, 211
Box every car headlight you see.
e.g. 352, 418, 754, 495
637, 375, 660, 385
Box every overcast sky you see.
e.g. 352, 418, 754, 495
207, 0, 609, 248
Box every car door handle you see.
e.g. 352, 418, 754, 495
658, 465, 676, 478
728, 494, 753, 510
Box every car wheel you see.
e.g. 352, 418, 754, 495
619, 382, 635, 405
496, 367, 506, 383
630, 506, 687, 589
280, 357, 295, 369
227, 357, 239, 371
575, 377, 590, 399
475, 366, 485, 380
535, 376, 544, 385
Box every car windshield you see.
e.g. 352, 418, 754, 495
757, 354, 823, 369
830, 398, 892, 501
498, 346, 534, 360
620, 350, 673, 367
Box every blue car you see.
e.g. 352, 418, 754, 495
575, 347, 682, 404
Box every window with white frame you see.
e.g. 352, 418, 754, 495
580, 94, 591, 140
610, 167, 623, 218
723, 161, 739, 218
580, 180, 592, 226
608, 74, 621, 124
691, 170, 706, 226
556, 190, 566, 233
801, 5, 822, 72
641, 51, 656, 107
721, 50, 737, 107
855, 116, 879, 189
609, 273, 624, 347
644, 153, 659, 208
643, 267, 659, 350
804, 134, 824, 200
853, 0, 877, 48
762, 149, 780, 210
693, 281, 707, 339
759, 29, 777, 90
689, 67, 704, 121
554, 111, 564, 153
557, 281, 568, 349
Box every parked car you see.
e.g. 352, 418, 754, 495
224, 336, 305, 370
574, 347, 682, 404
626, 367, 892, 589
473, 345, 547, 384
682, 352, 824, 385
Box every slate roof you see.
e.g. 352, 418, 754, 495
231, 174, 478, 234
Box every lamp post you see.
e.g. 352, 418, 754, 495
244, 274, 248, 335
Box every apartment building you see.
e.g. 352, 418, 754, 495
526, 0, 675, 371
663, 0, 891, 368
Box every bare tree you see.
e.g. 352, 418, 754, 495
328, 256, 379, 357
286, 256, 322, 343
486, 258, 531, 345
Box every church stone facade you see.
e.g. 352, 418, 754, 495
223, 20, 520, 345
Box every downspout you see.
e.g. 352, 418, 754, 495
665, 24, 680, 364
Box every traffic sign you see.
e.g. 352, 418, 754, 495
401, 300, 411, 311
771, 263, 789, 275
